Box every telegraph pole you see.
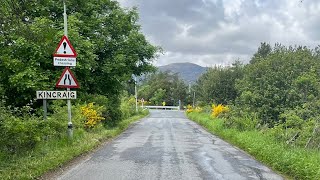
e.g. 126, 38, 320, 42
135, 76, 138, 113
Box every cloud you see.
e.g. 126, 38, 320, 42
117, 0, 320, 67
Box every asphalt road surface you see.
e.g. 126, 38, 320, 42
58, 110, 283, 180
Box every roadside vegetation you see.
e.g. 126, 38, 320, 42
137, 71, 188, 106
0, 1, 157, 179
0, 96, 148, 179
187, 43, 320, 179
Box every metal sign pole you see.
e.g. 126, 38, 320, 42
63, 0, 73, 138
43, 99, 47, 120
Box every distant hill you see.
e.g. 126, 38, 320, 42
158, 62, 207, 84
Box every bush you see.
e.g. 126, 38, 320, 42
78, 94, 110, 121
186, 104, 193, 113
120, 95, 137, 119
223, 106, 259, 131
0, 109, 64, 153
211, 104, 229, 118
81, 103, 105, 129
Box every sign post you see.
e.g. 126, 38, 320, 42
55, 67, 79, 138
52, 0, 79, 139
36, 0, 78, 139
43, 99, 47, 120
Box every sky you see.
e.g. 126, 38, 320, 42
117, 0, 320, 67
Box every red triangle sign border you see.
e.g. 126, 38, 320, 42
56, 67, 80, 88
53, 35, 77, 58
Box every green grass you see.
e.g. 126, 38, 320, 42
0, 112, 148, 180
187, 112, 320, 180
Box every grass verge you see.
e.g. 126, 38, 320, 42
187, 112, 320, 180
0, 111, 148, 180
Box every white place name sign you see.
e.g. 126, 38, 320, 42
36, 91, 77, 99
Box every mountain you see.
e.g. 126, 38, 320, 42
158, 62, 207, 84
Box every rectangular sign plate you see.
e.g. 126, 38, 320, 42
36, 91, 77, 99
53, 57, 76, 66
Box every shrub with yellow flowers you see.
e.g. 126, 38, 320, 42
80, 103, 105, 129
211, 104, 229, 118
186, 104, 193, 113
194, 106, 203, 113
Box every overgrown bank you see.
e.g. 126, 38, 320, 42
187, 111, 320, 180
0, 97, 148, 180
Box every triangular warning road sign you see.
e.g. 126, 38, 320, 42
56, 67, 80, 88
53, 35, 77, 57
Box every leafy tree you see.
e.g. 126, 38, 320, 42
138, 71, 187, 106
250, 42, 272, 64
194, 61, 244, 105
150, 88, 166, 105
0, 0, 159, 121
236, 45, 320, 125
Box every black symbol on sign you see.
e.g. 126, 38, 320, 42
63, 42, 67, 54
64, 74, 71, 85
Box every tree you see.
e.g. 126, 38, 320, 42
0, 0, 159, 120
236, 45, 320, 125
138, 71, 187, 106
194, 61, 244, 105
250, 42, 272, 64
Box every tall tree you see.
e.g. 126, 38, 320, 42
138, 71, 187, 106
0, 0, 159, 111
195, 61, 244, 105
236, 45, 320, 125
250, 42, 272, 64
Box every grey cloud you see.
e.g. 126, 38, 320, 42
117, 0, 320, 66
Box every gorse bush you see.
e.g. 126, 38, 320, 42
186, 105, 203, 113
81, 103, 105, 129
194, 106, 203, 113
211, 104, 229, 118
186, 104, 193, 113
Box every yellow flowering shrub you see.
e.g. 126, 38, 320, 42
194, 106, 203, 113
211, 104, 229, 118
81, 103, 105, 129
186, 104, 193, 113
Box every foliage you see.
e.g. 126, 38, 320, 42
236, 44, 320, 125
186, 105, 203, 113
224, 106, 259, 131
120, 94, 138, 119
186, 104, 193, 113
250, 42, 272, 64
211, 104, 229, 118
0, 112, 148, 180
194, 106, 203, 113
139, 71, 188, 106
195, 61, 244, 104
193, 43, 320, 151
0, 0, 159, 111
0, 107, 64, 153
265, 99, 320, 148
81, 103, 105, 129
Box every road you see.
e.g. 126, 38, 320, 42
58, 110, 283, 180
